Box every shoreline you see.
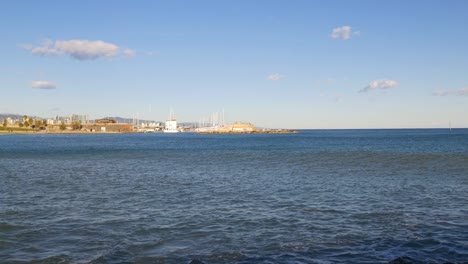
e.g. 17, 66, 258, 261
197, 130, 299, 134
0, 130, 128, 135
0, 130, 299, 135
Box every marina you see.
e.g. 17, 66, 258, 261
0, 110, 298, 134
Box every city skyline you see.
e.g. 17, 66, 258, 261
1, 0, 468, 129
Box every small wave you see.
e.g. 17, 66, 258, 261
299, 207, 344, 214
7, 255, 72, 264
88, 242, 133, 264
0, 222, 23, 231
200, 251, 247, 263
387, 255, 468, 264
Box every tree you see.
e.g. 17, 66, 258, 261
59, 122, 66, 130
2, 119, 7, 127
19, 122, 24, 127
71, 121, 82, 130
29, 118, 33, 124
42, 120, 47, 126
24, 121, 30, 127
23, 115, 27, 122
35, 120, 43, 128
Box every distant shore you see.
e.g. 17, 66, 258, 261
197, 129, 299, 134
0, 121, 298, 135
0, 129, 299, 135
0, 129, 123, 135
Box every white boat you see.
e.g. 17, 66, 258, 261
164, 110, 179, 133
195, 110, 225, 133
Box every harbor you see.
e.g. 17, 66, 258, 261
0, 111, 298, 134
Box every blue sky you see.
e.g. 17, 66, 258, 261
1, 0, 467, 128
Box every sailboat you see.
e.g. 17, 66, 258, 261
194, 110, 225, 133
164, 109, 179, 133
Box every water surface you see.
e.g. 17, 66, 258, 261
1, 129, 467, 263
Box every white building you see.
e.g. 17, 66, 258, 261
164, 120, 178, 133
164, 110, 179, 133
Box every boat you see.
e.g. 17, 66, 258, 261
164, 110, 179, 133
194, 110, 225, 133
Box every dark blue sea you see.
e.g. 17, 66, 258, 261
1, 129, 467, 264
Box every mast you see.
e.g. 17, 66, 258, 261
222, 108, 225, 126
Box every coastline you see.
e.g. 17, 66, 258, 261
197, 129, 299, 134
0, 130, 127, 135
0, 130, 299, 135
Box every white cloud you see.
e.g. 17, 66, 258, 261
267, 73, 284, 81
331, 26, 359, 40
24, 39, 133, 60
32, 81, 57, 89
360, 80, 399, 93
123, 49, 135, 58
29, 39, 59, 56
457, 88, 468, 96
56, 40, 118, 60
432, 88, 468, 96
432, 90, 450, 96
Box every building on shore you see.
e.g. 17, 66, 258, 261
72, 114, 89, 124
164, 119, 178, 133
95, 119, 117, 124
164, 110, 179, 133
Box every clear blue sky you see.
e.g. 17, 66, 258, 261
1, 0, 467, 128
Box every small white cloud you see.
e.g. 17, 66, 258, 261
29, 39, 59, 56
32, 81, 57, 89
331, 26, 359, 40
123, 49, 135, 58
267, 73, 284, 81
432, 90, 450, 96
24, 39, 133, 60
56, 40, 118, 60
457, 88, 468, 96
360, 80, 399, 93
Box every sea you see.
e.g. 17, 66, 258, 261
0, 129, 467, 264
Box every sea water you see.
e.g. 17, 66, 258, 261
1, 129, 467, 263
